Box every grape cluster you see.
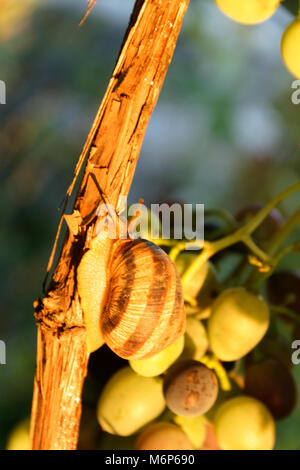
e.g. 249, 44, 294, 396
6, 194, 300, 451
91, 197, 299, 451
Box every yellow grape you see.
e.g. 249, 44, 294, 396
215, 0, 280, 25
129, 335, 184, 377
214, 396, 275, 450
6, 419, 30, 450
135, 422, 193, 450
281, 19, 300, 79
97, 367, 165, 436
208, 287, 269, 361
176, 255, 219, 317
174, 415, 207, 449
182, 317, 208, 361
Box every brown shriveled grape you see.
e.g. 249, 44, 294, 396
245, 359, 297, 420
266, 270, 300, 321
163, 360, 218, 417
259, 336, 292, 369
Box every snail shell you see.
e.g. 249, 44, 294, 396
77, 230, 185, 359
103, 238, 185, 359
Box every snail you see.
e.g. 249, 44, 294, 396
77, 196, 186, 359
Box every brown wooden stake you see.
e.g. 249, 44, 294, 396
30, 0, 190, 450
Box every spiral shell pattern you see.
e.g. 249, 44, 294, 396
101, 239, 186, 359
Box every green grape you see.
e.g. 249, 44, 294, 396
135, 422, 193, 450
245, 359, 297, 420
214, 396, 275, 450
176, 255, 220, 317
281, 19, 300, 80
174, 414, 207, 449
97, 367, 165, 436
182, 317, 208, 361
205, 377, 242, 422
163, 360, 218, 417
129, 335, 184, 377
215, 0, 280, 25
6, 419, 30, 450
208, 287, 270, 361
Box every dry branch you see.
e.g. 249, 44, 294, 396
30, 0, 190, 450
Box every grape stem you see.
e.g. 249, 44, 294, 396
168, 241, 187, 262
201, 354, 231, 391
180, 180, 300, 293
246, 209, 300, 291
268, 208, 300, 256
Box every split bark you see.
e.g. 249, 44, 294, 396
30, 0, 190, 450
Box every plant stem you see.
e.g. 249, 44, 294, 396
201, 355, 231, 391
243, 236, 270, 263
246, 208, 300, 290
169, 241, 187, 262
268, 208, 300, 256
182, 181, 300, 290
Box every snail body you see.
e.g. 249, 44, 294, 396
77, 230, 113, 353
77, 210, 185, 358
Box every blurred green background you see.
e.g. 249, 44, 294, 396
0, 0, 300, 450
